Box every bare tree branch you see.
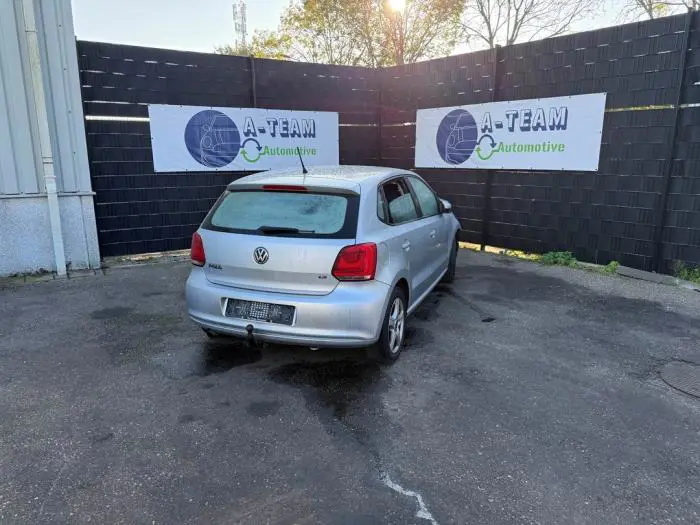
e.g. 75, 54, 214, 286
463, 0, 603, 48
615, 0, 694, 20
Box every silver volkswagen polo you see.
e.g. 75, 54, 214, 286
186, 165, 460, 361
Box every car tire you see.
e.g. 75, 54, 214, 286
442, 238, 458, 284
375, 286, 407, 363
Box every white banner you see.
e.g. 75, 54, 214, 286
148, 105, 339, 172
415, 93, 606, 171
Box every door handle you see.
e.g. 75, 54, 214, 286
402, 240, 411, 251
429, 229, 437, 238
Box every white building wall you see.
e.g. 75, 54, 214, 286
0, 0, 100, 276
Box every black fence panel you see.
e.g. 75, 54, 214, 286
84, 119, 240, 256
484, 110, 675, 271
660, 106, 700, 271
498, 16, 687, 108
77, 41, 380, 256
378, 12, 700, 273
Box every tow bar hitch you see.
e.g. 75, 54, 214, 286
245, 324, 257, 348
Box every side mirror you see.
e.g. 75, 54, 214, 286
440, 198, 453, 214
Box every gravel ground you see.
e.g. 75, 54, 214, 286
0, 250, 698, 524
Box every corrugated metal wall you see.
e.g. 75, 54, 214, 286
0, 0, 42, 195
0, 0, 94, 197
35, 0, 93, 194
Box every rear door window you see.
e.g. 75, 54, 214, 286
203, 190, 358, 239
381, 179, 418, 225
408, 177, 440, 218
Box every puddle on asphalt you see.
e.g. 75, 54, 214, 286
268, 359, 382, 421
412, 291, 443, 322
403, 326, 434, 348
194, 342, 262, 375
89, 432, 114, 445
142, 290, 173, 298
246, 400, 282, 418
437, 285, 496, 323
268, 358, 396, 476
152, 339, 262, 379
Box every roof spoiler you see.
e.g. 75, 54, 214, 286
225, 182, 359, 196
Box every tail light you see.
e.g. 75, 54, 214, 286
332, 243, 377, 281
191, 232, 205, 266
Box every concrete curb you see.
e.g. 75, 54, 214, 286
462, 249, 700, 293
678, 279, 700, 292
102, 250, 190, 270
616, 265, 678, 285
616, 265, 700, 291
0, 268, 105, 286
0, 250, 192, 286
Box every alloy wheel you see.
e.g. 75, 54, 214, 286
387, 297, 405, 354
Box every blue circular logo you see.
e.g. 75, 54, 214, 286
184, 110, 241, 168
436, 109, 478, 165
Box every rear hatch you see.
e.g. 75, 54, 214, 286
199, 185, 359, 296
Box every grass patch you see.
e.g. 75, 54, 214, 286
672, 261, 700, 284
539, 251, 578, 267
464, 245, 622, 277
604, 261, 620, 274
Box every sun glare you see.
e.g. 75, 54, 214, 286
388, 0, 406, 12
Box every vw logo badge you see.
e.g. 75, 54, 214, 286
253, 247, 269, 265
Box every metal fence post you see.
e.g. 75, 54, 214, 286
652, 9, 693, 272
480, 45, 501, 251
249, 55, 257, 108
377, 68, 384, 164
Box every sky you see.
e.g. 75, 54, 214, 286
71, 0, 624, 54
71, 0, 289, 53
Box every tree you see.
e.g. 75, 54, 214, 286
618, 0, 695, 19
218, 0, 465, 66
215, 30, 293, 60
277, 0, 368, 65
462, 0, 602, 49
382, 0, 464, 65
217, 0, 367, 64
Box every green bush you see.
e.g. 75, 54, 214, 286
540, 251, 578, 267
672, 261, 700, 284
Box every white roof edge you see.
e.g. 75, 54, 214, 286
228, 165, 411, 189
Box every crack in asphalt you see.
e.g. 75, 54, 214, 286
381, 473, 439, 525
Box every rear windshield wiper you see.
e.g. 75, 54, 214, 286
256, 225, 316, 235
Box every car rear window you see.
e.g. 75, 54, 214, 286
203, 190, 359, 239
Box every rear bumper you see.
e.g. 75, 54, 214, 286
185, 268, 390, 348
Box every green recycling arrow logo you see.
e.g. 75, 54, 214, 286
475, 134, 498, 161
241, 138, 263, 163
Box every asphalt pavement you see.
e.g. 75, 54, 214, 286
0, 251, 699, 524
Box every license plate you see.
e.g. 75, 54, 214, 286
225, 299, 295, 326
